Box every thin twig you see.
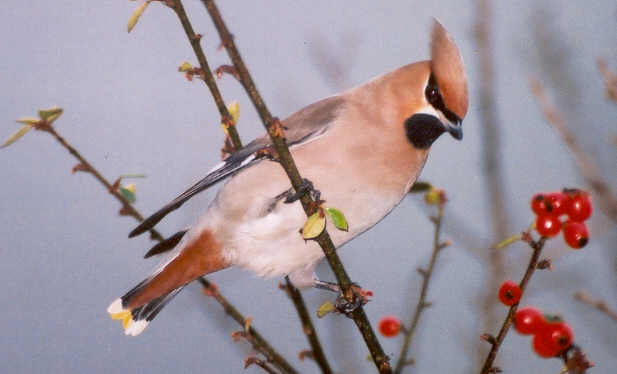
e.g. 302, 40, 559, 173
597, 58, 617, 104
199, 278, 299, 374
480, 236, 547, 374
170, 2, 327, 371
530, 78, 617, 223
394, 200, 447, 373
200, 1, 391, 372
41, 125, 164, 242
37, 121, 295, 373
244, 356, 282, 374
282, 277, 334, 374
171, 0, 242, 150
473, 0, 509, 367
574, 290, 617, 323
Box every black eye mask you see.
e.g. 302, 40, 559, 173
404, 113, 446, 149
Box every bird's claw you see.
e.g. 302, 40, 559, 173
284, 178, 321, 203
335, 284, 373, 316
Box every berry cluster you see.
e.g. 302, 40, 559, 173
378, 315, 402, 338
531, 189, 592, 249
514, 307, 574, 358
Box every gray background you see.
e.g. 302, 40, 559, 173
1, 1, 616, 373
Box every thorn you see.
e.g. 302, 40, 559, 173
201, 281, 219, 297
480, 333, 497, 345
416, 268, 428, 277
191, 33, 202, 42
214, 64, 240, 80
71, 163, 90, 174
298, 350, 314, 362
487, 367, 502, 373
536, 258, 553, 270
421, 301, 433, 309
438, 240, 452, 249
230, 330, 245, 342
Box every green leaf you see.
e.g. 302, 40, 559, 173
1, 125, 32, 148
38, 106, 63, 124
119, 186, 136, 203
301, 210, 326, 240
316, 301, 335, 318
325, 207, 348, 231
494, 233, 522, 250
127, 1, 149, 33
409, 181, 432, 193
178, 61, 193, 72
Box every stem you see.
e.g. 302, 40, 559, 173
283, 277, 334, 374
44, 126, 164, 241
574, 291, 617, 323
394, 203, 445, 373
200, 1, 391, 372
479, 236, 546, 374
171, 0, 242, 150
198, 278, 298, 374
40, 124, 296, 373
473, 0, 509, 367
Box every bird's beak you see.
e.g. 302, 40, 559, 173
444, 120, 463, 140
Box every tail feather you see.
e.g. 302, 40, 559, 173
108, 229, 227, 336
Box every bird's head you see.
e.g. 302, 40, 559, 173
401, 19, 468, 149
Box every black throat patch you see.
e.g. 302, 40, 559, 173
404, 113, 445, 149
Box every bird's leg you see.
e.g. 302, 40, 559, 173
313, 279, 373, 315
284, 178, 321, 203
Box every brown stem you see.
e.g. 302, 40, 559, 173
473, 1, 509, 367
530, 79, 617, 223
198, 278, 299, 374
200, 1, 391, 372
171, 0, 242, 150
597, 58, 617, 104
39, 123, 295, 373
244, 357, 281, 374
283, 277, 334, 374
394, 202, 446, 373
43, 126, 164, 241
574, 290, 617, 323
480, 236, 546, 374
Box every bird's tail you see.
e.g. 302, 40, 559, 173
107, 229, 227, 336
107, 284, 182, 336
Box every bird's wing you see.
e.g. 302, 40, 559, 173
129, 95, 345, 238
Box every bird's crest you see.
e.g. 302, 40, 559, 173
430, 19, 468, 120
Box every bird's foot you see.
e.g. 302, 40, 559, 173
314, 280, 373, 315
284, 178, 321, 203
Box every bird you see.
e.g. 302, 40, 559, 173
108, 19, 468, 336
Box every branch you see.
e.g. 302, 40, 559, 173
244, 356, 281, 374
473, 0, 509, 367
41, 125, 164, 242
282, 277, 334, 374
574, 290, 617, 323
200, 1, 391, 372
170, 2, 326, 371
170, 0, 242, 150
480, 235, 547, 374
394, 197, 447, 373
597, 58, 617, 104
530, 79, 617, 223
199, 278, 299, 374
31, 119, 295, 373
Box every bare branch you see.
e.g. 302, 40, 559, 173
200, 1, 391, 372
574, 290, 617, 323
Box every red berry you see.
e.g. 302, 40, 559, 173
545, 192, 569, 216
532, 321, 574, 358
563, 221, 589, 249
514, 307, 545, 335
567, 192, 593, 222
378, 316, 401, 338
498, 280, 522, 306
536, 214, 562, 237
531, 193, 548, 215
